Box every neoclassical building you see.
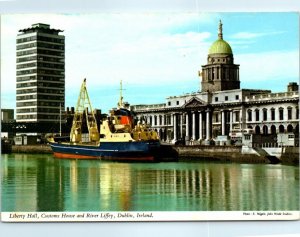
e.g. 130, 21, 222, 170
131, 21, 299, 144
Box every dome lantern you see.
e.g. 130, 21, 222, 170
208, 20, 232, 55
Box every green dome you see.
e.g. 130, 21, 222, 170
209, 39, 232, 55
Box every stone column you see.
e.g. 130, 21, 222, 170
157, 114, 160, 126
198, 111, 203, 140
192, 111, 196, 140
206, 109, 211, 140
180, 113, 183, 139
229, 110, 233, 133
221, 110, 226, 135
172, 113, 177, 143
185, 113, 189, 139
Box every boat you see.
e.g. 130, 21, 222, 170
48, 79, 161, 162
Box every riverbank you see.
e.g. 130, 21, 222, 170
10, 144, 299, 165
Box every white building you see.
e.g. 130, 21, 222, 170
131, 21, 299, 145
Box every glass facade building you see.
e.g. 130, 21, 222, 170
16, 23, 65, 122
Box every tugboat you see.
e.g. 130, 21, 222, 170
48, 79, 160, 162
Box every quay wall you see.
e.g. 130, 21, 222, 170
174, 145, 271, 164
281, 147, 299, 165
10, 144, 298, 165
12, 145, 52, 154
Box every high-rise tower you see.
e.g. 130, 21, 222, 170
200, 20, 240, 93
16, 23, 65, 123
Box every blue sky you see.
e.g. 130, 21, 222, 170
1, 12, 299, 113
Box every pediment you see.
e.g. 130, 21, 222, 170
182, 97, 206, 108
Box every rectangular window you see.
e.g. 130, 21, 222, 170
225, 96, 228, 101
168, 101, 171, 106
255, 110, 259, 121
248, 111, 252, 122
288, 108, 292, 120
176, 101, 179, 105
235, 95, 239, 100
279, 109, 284, 120
215, 113, 219, 123
215, 97, 218, 102
235, 111, 240, 122
263, 110, 267, 121
271, 109, 275, 121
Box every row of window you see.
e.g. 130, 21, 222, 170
17, 56, 64, 64
167, 95, 240, 106
17, 49, 64, 57
17, 88, 64, 95
215, 95, 239, 102
139, 115, 173, 126
17, 62, 64, 70
17, 81, 64, 89
17, 69, 64, 76
17, 42, 64, 50
247, 107, 299, 121
17, 101, 63, 107
17, 96, 64, 102
17, 35, 64, 44
17, 108, 60, 113
205, 67, 238, 81
17, 114, 59, 120
17, 75, 64, 82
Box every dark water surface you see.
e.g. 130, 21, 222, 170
1, 153, 299, 212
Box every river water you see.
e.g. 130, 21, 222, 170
1, 153, 299, 212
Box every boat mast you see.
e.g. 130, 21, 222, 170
117, 80, 124, 109
70, 79, 99, 143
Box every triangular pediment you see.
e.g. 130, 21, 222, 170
182, 97, 206, 108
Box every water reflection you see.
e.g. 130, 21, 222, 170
1, 154, 299, 212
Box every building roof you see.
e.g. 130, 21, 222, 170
209, 39, 233, 55
19, 23, 63, 35
208, 20, 233, 55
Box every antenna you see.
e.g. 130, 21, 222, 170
118, 80, 125, 108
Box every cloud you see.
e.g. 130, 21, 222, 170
236, 50, 298, 85
230, 31, 285, 40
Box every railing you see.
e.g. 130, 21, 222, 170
245, 91, 299, 102
131, 103, 166, 111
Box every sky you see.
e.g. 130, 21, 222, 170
1, 12, 299, 113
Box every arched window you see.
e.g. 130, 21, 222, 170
255, 109, 260, 121
263, 125, 268, 135
255, 125, 261, 134
279, 125, 285, 133
271, 125, 276, 134
287, 124, 293, 133
271, 108, 275, 121
263, 108, 268, 121
247, 109, 252, 122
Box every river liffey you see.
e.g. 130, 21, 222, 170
1, 153, 299, 212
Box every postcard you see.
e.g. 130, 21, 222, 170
1, 12, 299, 222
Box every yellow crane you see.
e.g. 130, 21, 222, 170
70, 79, 99, 144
